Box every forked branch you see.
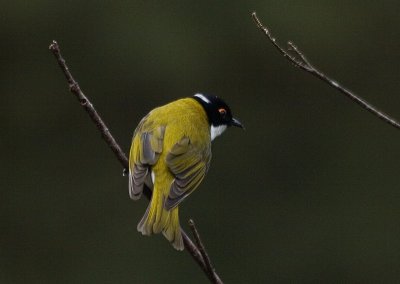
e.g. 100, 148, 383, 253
49, 40, 222, 284
252, 12, 400, 130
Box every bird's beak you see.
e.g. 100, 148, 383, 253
231, 117, 245, 129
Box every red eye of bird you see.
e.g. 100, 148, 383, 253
218, 108, 227, 115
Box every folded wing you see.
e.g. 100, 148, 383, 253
165, 137, 211, 210
129, 123, 165, 200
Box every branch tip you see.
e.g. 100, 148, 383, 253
49, 40, 59, 51
188, 219, 221, 284
252, 12, 400, 131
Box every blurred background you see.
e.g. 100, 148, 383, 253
2, 1, 400, 283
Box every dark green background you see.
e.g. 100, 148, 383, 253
3, 1, 400, 283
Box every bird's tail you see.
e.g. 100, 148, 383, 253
137, 187, 183, 250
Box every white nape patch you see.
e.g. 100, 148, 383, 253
211, 125, 227, 141
151, 171, 155, 183
194, 93, 211, 104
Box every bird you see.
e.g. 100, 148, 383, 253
128, 93, 243, 250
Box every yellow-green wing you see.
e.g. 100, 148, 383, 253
165, 137, 211, 210
129, 120, 165, 200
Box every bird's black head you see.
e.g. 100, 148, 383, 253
193, 93, 243, 140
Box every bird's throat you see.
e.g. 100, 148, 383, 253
210, 125, 227, 141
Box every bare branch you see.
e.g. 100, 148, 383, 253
49, 40, 223, 284
189, 219, 222, 284
252, 12, 400, 131
48, 41, 131, 175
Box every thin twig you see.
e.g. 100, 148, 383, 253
49, 40, 222, 284
188, 219, 222, 284
252, 12, 400, 131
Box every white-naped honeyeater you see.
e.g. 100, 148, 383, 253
128, 93, 243, 250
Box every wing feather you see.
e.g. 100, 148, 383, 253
164, 137, 210, 210
129, 124, 165, 200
